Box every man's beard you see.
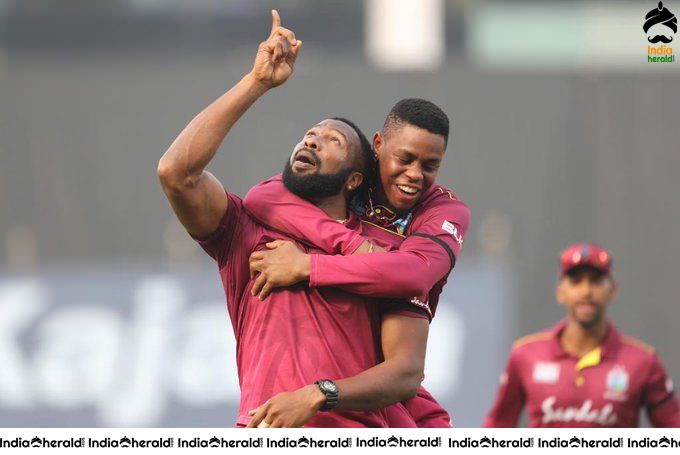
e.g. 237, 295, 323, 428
575, 310, 603, 330
282, 158, 354, 201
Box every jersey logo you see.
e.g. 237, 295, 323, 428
409, 296, 432, 317
604, 365, 629, 402
441, 221, 464, 245
541, 397, 618, 426
533, 362, 560, 384
666, 378, 675, 394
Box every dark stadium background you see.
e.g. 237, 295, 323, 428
0, 0, 677, 427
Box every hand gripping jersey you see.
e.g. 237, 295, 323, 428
243, 175, 471, 427
484, 320, 680, 428
196, 192, 422, 427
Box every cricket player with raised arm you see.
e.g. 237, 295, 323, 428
158, 10, 440, 428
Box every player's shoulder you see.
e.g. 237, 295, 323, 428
226, 192, 274, 241
617, 331, 656, 356
413, 184, 470, 218
431, 183, 460, 200
421, 184, 465, 205
511, 329, 554, 352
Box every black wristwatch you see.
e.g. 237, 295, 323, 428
315, 379, 339, 411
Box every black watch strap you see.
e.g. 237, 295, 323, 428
316, 379, 339, 411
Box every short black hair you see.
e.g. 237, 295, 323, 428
331, 117, 375, 197
382, 98, 449, 145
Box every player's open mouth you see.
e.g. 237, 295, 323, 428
396, 184, 420, 196
293, 149, 317, 170
575, 301, 597, 313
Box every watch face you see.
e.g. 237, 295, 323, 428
321, 380, 338, 393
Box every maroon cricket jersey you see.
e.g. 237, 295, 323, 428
349, 218, 453, 428
243, 175, 470, 322
484, 320, 680, 428
243, 175, 471, 427
196, 192, 394, 427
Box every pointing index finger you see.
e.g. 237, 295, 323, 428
270, 9, 281, 37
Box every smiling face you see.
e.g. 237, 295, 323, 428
556, 266, 617, 329
283, 119, 364, 201
373, 123, 446, 213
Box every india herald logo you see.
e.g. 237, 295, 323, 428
644, 1, 677, 43
645, 2, 677, 63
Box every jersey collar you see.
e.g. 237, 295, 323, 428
350, 193, 413, 235
549, 319, 621, 360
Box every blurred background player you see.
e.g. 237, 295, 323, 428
484, 243, 680, 427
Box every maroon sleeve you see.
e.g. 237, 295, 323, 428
309, 237, 449, 298
380, 292, 432, 322
192, 192, 261, 268
644, 353, 680, 428
407, 188, 470, 266
484, 349, 525, 428
402, 386, 453, 427
310, 191, 470, 298
242, 175, 366, 254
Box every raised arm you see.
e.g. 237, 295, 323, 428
244, 175, 372, 254
157, 10, 301, 238
246, 311, 429, 428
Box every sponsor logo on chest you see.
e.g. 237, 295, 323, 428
533, 362, 561, 384
541, 396, 618, 426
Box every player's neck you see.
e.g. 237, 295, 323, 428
561, 318, 608, 358
313, 195, 349, 222
372, 185, 399, 214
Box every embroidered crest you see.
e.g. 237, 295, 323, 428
604, 365, 629, 401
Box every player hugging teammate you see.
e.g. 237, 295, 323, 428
158, 9, 680, 428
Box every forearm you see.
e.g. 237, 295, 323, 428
335, 313, 427, 411
334, 359, 422, 411
246, 314, 426, 428
310, 239, 450, 298
244, 176, 368, 255
158, 74, 268, 187
265, 359, 421, 414
244, 360, 420, 428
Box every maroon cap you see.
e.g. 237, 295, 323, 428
559, 243, 612, 276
